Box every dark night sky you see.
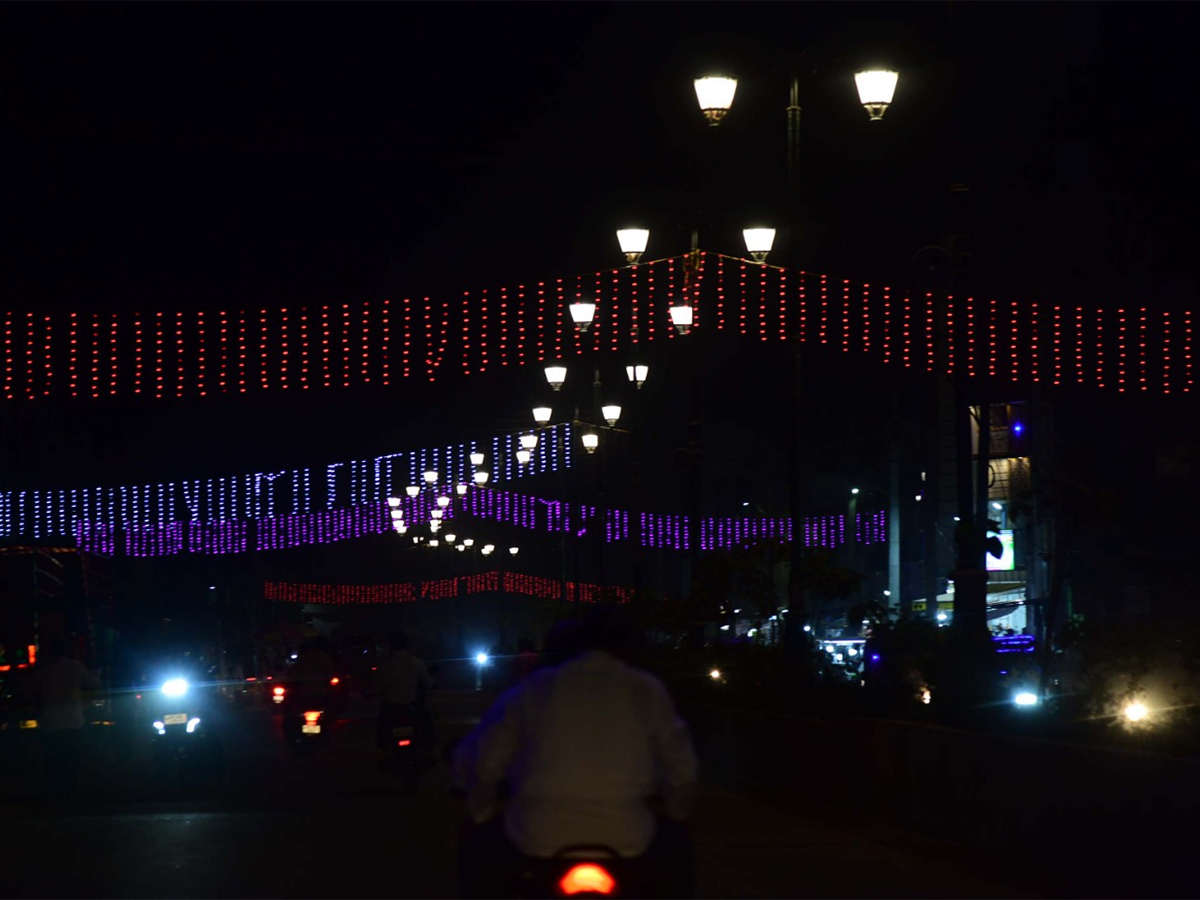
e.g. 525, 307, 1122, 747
1, 2, 1197, 593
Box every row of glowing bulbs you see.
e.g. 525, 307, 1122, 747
385, 466, 517, 557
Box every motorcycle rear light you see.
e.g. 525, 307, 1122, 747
304, 711, 322, 724
397, 739, 411, 747
559, 863, 616, 896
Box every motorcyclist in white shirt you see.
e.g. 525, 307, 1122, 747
453, 606, 698, 897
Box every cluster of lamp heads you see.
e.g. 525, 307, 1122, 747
609, 69, 899, 342
386, 474, 517, 556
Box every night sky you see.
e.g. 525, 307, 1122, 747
1, 2, 1196, 601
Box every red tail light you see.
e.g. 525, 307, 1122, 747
397, 739, 411, 746
330, 677, 340, 685
304, 711, 322, 724
559, 864, 616, 896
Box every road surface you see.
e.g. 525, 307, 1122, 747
0, 688, 1031, 898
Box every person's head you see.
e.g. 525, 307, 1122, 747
577, 604, 638, 658
389, 630, 410, 652
517, 637, 535, 654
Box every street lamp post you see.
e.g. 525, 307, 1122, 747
686, 62, 899, 631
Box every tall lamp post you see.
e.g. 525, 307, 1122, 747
666, 64, 900, 628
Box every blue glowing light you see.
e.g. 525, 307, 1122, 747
1013, 422, 1023, 435
870, 654, 881, 663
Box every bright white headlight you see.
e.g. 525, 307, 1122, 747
162, 678, 188, 698
1014, 692, 1038, 707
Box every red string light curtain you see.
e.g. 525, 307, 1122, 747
2, 252, 1192, 399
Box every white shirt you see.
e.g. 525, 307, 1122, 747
34, 656, 102, 730
378, 650, 431, 705
454, 650, 698, 858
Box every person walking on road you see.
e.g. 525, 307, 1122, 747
31, 634, 102, 800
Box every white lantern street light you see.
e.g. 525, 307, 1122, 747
444, 533, 457, 544
669, 303, 693, 335
387, 496, 402, 509
743, 227, 776, 263
405, 485, 420, 498
694, 75, 737, 125
470, 451, 485, 467
545, 364, 568, 392
625, 364, 649, 390
569, 300, 597, 332
394, 523, 407, 535
519, 433, 539, 451
431, 508, 444, 520
616, 228, 649, 264
516, 449, 532, 465
463, 538, 475, 547
509, 547, 519, 556
854, 69, 899, 121
473, 470, 490, 485
429, 519, 441, 532
390, 508, 404, 521
533, 406, 552, 424
436, 495, 451, 508
423, 470, 438, 485
581, 432, 600, 454
482, 544, 495, 555
601, 404, 622, 427
427, 539, 439, 547
456, 482, 469, 496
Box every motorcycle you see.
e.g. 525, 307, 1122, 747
380, 703, 424, 792
150, 677, 224, 789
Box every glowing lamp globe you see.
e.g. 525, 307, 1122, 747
545, 365, 568, 391
743, 228, 776, 263
520, 433, 539, 450
854, 70, 898, 120
581, 432, 599, 454
601, 404, 622, 427
470, 452, 485, 467
569, 301, 597, 332
694, 75, 737, 125
516, 449, 532, 465
669, 304, 693, 335
625, 364, 649, 389
474, 471, 490, 485
616, 228, 649, 264
533, 406, 552, 424
423, 470, 438, 485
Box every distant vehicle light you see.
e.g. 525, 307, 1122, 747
330, 677, 340, 685
709, 669, 722, 681
161, 678, 188, 698
397, 739, 412, 747
273, 686, 285, 696
559, 863, 617, 896
1014, 692, 1038, 707
476, 653, 489, 665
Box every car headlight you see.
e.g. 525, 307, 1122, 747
162, 678, 189, 698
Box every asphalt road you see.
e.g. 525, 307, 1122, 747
0, 689, 1030, 899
